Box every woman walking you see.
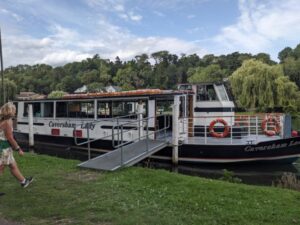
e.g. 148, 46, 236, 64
0, 102, 33, 189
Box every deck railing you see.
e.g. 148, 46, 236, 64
179, 114, 283, 145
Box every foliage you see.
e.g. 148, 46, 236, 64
282, 57, 300, 88
188, 64, 226, 83
1, 153, 300, 225
0, 78, 17, 103
272, 172, 300, 192
48, 90, 67, 98
2, 44, 300, 113
219, 169, 242, 183
230, 59, 299, 112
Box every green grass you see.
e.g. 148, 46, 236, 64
1, 153, 300, 225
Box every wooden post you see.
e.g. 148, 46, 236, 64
28, 104, 34, 151
172, 95, 180, 165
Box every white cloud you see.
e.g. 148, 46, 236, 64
37, 50, 92, 65
1, 8, 23, 21
187, 14, 196, 19
111, 36, 206, 60
213, 0, 300, 58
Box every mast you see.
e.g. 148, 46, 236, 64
0, 28, 4, 105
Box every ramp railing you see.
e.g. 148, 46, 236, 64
74, 114, 171, 161
74, 114, 139, 159
111, 114, 171, 166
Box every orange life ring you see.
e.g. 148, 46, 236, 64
209, 118, 230, 138
261, 117, 281, 136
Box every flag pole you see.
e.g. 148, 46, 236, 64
0, 28, 4, 105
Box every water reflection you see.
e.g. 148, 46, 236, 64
140, 159, 300, 186
33, 147, 300, 187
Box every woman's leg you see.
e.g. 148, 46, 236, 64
9, 162, 25, 182
0, 164, 5, 174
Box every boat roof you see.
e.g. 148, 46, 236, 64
16, 89, 192, 102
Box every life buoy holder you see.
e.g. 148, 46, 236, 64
261, 117, 281, 136
209, 118, 230, 138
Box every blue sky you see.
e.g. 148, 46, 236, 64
1, 0, 300, 67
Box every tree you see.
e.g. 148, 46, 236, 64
230, 59, 299, 112
278, 47, 293, 63
187, 64, 226, 83
0, 79, 17, 101
254, 53, 276, 65
282, 57, 300, 88
48, 90, 67, 98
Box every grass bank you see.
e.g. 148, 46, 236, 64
1, 153, 300, 225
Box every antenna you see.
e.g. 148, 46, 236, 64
0, 28, 4, 105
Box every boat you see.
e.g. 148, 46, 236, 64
12, 82, 300, 165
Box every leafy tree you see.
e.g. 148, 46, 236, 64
80, 69, 99, 84
0, 79, 17, 102
282, 57, 300, 88
230, 59, 299, 112
87, 82, 104, 92
278, 47, 293, 63
275, 76, 299, 112
113, 63, 140, 90
292, 44, 300, 59
188, 64, 226, 83
254, 53, 276, 65
48, 90, 67, 98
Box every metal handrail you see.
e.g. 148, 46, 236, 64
73, 113, 139, 146
112, 114, 171, 149
73, 113, 171, 160
73, 113, 138, 159
179, 114, 283, 145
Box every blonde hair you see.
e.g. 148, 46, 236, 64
0, 102, 16, 120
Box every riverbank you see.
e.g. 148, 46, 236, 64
1, 153, 300, 225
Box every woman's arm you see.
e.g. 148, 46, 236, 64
3, 119, 23, 154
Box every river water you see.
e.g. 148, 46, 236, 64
139, 160, 300, 186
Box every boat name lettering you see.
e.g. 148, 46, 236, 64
244, 140, 300, 152
244, 143, 288, 152
289, 140, 300, 146
48, 121, 95, 130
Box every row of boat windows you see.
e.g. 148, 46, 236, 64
23, 101, 147, 118
178, 84, 229, 102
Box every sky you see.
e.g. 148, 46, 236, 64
1, 0, 300, 68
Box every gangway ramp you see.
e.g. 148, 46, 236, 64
78, 139, 169, 171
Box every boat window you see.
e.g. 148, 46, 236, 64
196, 85, 217, 101
179, 96, 187, 118
97, 102, 112, 118
112, 101, 138, 118
215, 84, 229, 101
178, 84, 192, 91
68, 101, 94, 118
43, 102, 54, 117
56, 102, 68, 117
156, 100, 172, 115
23, 102, 42, 117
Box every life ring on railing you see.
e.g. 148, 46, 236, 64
209, 118, 230, 138
261, 116, 281, 136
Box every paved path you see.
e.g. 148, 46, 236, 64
0, 218, 23, 225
